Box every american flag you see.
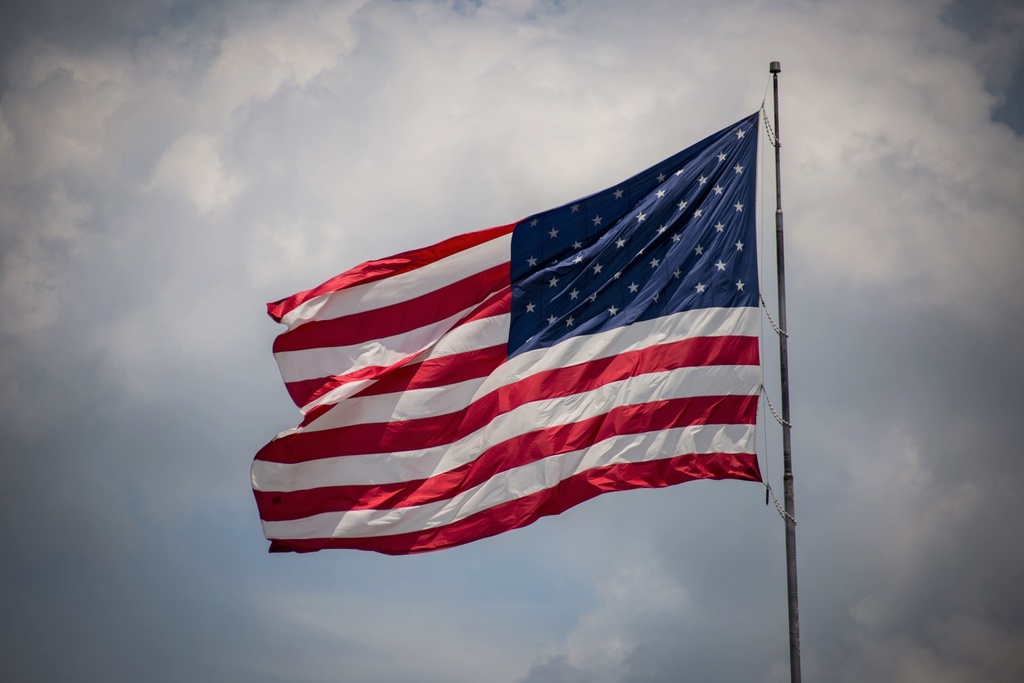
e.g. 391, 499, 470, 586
253, 113, 763, 554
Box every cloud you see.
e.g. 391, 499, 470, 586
148, 132, 243, 213
1, 0, 1023, 682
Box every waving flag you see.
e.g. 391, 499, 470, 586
253, 113, 763, 554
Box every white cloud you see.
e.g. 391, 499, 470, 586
561, 562, 687, 674
149, 132, 242, 213
198, 1, 364, 120
0, 183, 92, 332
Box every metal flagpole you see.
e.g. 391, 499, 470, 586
769, 60, 802, 683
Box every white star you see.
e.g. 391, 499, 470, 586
698, 175, 708, 185
715, 260, 727, 271
613, 271, 621, 279
736, 280, 745, 291
673, 268, 682, 279
569, 288, 580, 300
574, 254, 583, 263
657, 172, 666, 182
588, 293, 598, 302
592, 215, 603, 226
734, 201, 743, 212
548, 275, 559, 287
613, 188, 624, 199
573, 241, 582, 249
628, 282, 639, 293
671, 232, 681, 242
735, 241, 744, 251
652, 292, 660, 302
548, 227, 559, 238
526, 302, 536, 312
695, 245, 703, 255
675, 168, 685, 176
736, 129, 746, 139
608, 305, 619, 316
677, 200, 688, 211
566, 316, 575, 327
571, 204, 580, 213
530, 218, 539, 227
717, 152, 727, 162
649, 257, 660, 268
527, 256, 538, 267
636, 211, 646, 222
657, 225, 667, 234
615, 237, 626, 248
547, 315, 558, 325
713, 184, 724, 195
695, 282, 706, 293
734, 164, 744, 174
593, 263, 603, 274
656, 189, 666, 199
693, 209, 703, 218
715, 222, 725, 232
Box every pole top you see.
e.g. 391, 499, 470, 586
770, 61, 781, 74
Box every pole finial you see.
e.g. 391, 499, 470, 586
770, 61, 781, 74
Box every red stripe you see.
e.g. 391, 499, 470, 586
267, 223, 516, 323
286, 345, 507, 413
256, 335, 759, 465
273, 262, 510, 353
295, 345, 507, 426
282, 289, 512, 409
255, 393, 758, 520
283, 362, 408, 412
265, 451, 762, 554
352, 345, 507, 398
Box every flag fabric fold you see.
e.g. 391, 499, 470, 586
253, 113, 764, 554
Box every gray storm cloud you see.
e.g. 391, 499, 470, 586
1, 1, 1022, 681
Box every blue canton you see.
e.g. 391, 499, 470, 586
509, 113, 760, 357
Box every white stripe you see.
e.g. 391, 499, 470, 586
286, 312, 511, 416
292, 378, 376, 417
274, 303, 486, 384
297, 306, 757, 433
252, 363, 760, 492
279, 233, 513, 330
309, 376, 490, 432
407, 310, 510, 363
493, 306, 757, 398
261, 423, 756, 539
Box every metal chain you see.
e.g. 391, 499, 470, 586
758, 90, 792, 529
762, 389, 792, 428
760, 295, 788, 338
761, 104, 779, 148
766, 483, 797, 525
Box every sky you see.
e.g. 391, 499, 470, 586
1, 0, 1023, 681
